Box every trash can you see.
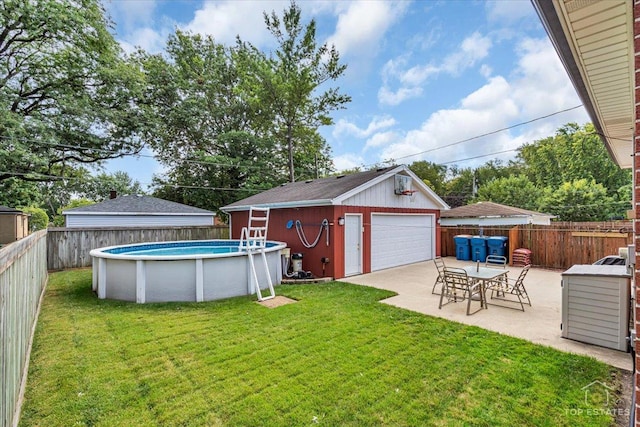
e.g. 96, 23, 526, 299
470, 236, 488, 262
487, 236, 509, 261
453, 235, 471, 261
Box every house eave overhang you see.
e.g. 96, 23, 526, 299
531, 0, 634, 169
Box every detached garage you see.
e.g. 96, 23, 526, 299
371, 213, 435, 271
222, 165, 449, 279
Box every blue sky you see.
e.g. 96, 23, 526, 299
103, 0, 589, 188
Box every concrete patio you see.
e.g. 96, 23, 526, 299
342, 257, 632, 371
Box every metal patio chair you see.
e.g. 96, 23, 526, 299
431, 256, 446, 294
486, 264, 532, 311
438, 267, 485, 315
485, 254, 507, 267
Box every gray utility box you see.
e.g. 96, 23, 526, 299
561, 265, 631, 352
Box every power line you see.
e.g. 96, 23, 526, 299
438, 148, 517, 165
2, 105, 585, 174
377, 104, 584, 166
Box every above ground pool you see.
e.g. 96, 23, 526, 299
90, 240, 286, 303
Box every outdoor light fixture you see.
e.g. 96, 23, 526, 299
338, 217, 345, 226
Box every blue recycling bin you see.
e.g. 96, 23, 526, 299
453, 235, 471, 261
487, 236, 509, 261
470, 236, 488, 262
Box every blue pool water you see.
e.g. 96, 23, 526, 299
104, 240, 277, 257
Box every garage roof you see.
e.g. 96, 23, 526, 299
532, 0, 633, 168
222, 165, 449, 211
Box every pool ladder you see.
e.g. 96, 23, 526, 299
239, 207, 275, 301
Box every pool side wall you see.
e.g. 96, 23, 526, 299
92, 245, 283, 303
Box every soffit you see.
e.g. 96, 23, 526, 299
543, 0, 634, 168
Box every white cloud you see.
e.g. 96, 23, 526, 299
442, 32, 492, 75
376, 37, 588, 168
118, 27, 167, 54
333, 153, 365, 171
486, 0, 535, 24
107, 0, 157, 31
479, 64, 493, 78
378, 32, 493, 106
364, 131, 400, 150
377, 86, 424, 106
326, 1, 409, 58
184, 1, 287, 47
333, 115, 397, 138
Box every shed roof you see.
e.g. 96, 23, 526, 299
222, 165, 449, 211
0, 205, 23, 214
440, 202, 553, 219
63, 195, 215, 216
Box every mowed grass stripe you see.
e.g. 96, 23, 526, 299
19, 269, 618, 426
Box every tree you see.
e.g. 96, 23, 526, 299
236, 1, 351, 182
20, 206, 48, 230
517, 123, 631, 195
409, 161, 447, 195
539, 179, 614, 221
36, 169, 141, 220
80, 171, 143, 201
139, 31, 282, 211
0, 0, 148, 185
474, 160, 522, 187
442, 167, 475, 208
474, 175, 543, 210
151, 132, 278, 212
0, 178, 42, 208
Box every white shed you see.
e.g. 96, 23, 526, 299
63, 195, 216, 228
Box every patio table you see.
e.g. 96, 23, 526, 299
462, 265, 509, 308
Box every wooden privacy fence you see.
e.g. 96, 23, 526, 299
0, 231, 48, 427
47, 225, 229, 270
441, 221, 634, 270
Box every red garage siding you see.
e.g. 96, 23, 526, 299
230, 206, 441, 279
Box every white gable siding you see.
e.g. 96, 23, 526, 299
341, 176, 440, 208
65, 214, 214, 228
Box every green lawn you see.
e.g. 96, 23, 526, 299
20, 269, 621, 426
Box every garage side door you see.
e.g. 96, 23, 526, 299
371, 214, 434, 271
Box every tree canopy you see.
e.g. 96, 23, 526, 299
409, 123, 630, 220
0, 0, 148, 186
235, 1, 350, 182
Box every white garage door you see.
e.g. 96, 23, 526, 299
371, 213, 434, 271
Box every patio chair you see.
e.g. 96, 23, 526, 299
485, 255, 507, 268
431, 256, 446, 294
438, 267, 485, 315
484, 254, 508, 288
486, 264, 532, 311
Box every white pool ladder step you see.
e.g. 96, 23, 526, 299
239, 207, 275, 301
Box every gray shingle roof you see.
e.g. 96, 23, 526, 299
440, 201, 553, 218
223, 167, 397, 210
0, 205, 22, 214
63, 195, 214, 215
